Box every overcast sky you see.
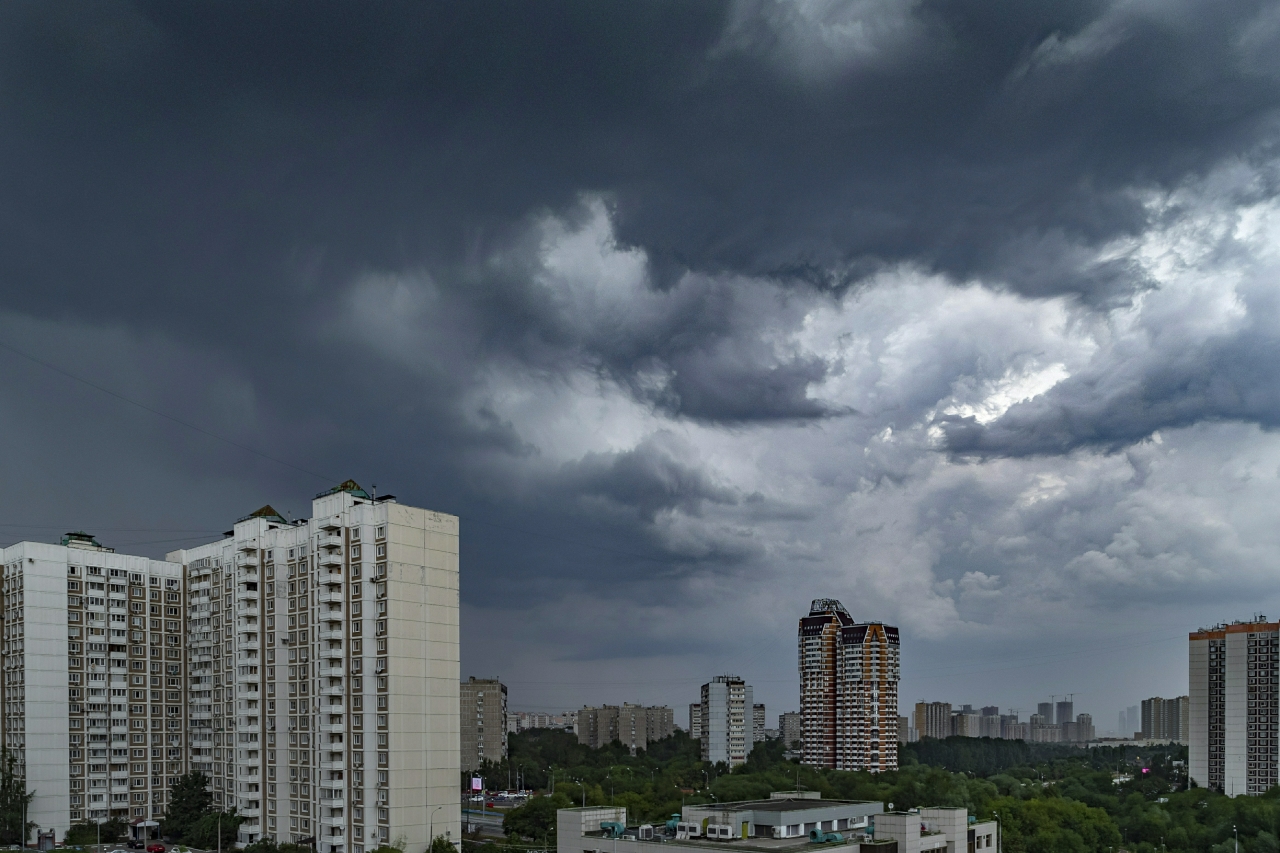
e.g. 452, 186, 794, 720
5, 0, 1280, 734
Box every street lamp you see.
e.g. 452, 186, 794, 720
992, 811, 1001, 853
429, 805, 445, 848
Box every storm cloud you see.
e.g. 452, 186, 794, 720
4, 0, 1280, 723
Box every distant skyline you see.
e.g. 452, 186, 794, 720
3, 1, 1278, 744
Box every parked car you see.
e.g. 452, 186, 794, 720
126, 841, 144, 850
146, 844, 166, 853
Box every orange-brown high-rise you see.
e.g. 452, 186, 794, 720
798, 599, 900, 772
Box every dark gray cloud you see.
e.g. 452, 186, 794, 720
4, 0, 1280, 724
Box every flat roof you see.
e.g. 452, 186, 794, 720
690, 799, 878, 813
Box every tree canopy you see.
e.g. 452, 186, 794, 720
471, 729, 1269, 853
0, 748, 35, 846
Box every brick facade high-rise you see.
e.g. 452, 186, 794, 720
577, 704, 673, 752
460, 678, 507, 772
778, 712, 802, 749
797, 599, 899, 772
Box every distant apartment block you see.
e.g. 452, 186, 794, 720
700, 676, 753, 766
1190, 619, 1278, 795
460, 677, 507, 772
950, 712, 979, 738
798, 599, 899, 772
1003, 721, 1029, 741
689, 704, 702, 739
977, 711, 1001, 739
896, 716, 917, 744
753, 703, 766, 745
506, 710, 576, 734
1120, 705, 1139, 738
577, 704, 673, 752
1141, 696, 1189, 743
1076, 713, 1095, 742
779, 712, 801, 748
913, 702, 951, 740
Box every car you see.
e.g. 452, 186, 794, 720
146, 844, 166, 853
126, 841, 145, 850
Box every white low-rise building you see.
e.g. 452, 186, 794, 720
556, 795, 996, 853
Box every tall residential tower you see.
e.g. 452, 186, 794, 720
699, 675, 753, 766
1189, 618, 1278, 796
1, 534, 186, 832
168, 482, 461, 851
797, 599, 899, 772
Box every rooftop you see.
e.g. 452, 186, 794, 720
315, 479, 371, 500
582, 831, 858, 853
700, 799, 876, 813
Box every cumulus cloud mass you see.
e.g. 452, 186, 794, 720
4, 0, 1280, 725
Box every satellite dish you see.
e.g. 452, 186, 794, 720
887, 803, 894, 810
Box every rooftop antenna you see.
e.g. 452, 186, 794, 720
372, 482, 377, 499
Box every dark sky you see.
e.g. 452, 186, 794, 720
4, 0, 1280, 731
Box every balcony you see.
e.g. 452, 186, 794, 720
237, 553, 260, 568
319, 552, 343, 569
319, 758, 346, 773
319, 720, 345, 736
317, 533, 343, 550
318, 625, 343, 642
321, 571, 343, 586
236, 603, 260, 618
317, 589, 343, 605
320, 681, 345, 697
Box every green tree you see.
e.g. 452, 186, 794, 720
994, 795, 1122, 853
0, 748, 35, 846
503, 794, 571, 842
429, 836, 456, 853
65, 819, 128, 845
162, 771, 214, 840
186, 811, 242, 850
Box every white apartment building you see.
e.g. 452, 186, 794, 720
1189, 619, 1279, 796
167, 482, 460, 851
1, 533, 186, 832
700, 675, 753, 766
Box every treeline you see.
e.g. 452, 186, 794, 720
476, 729, 1280, 853
903, 736, 1087, 775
